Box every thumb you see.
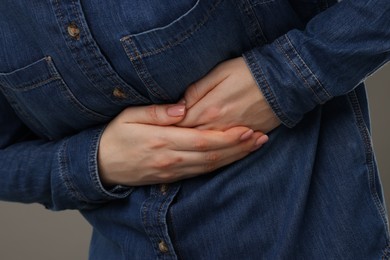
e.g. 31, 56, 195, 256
184, 61, 228, 109
118, 104, 186, 125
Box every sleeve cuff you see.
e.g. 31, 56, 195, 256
57, 126, 133, 209
243, 32, 333, 127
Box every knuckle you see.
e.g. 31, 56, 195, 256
204, 162, 217, 172
205, 152, 220, 162
146, 105, 159, 122
193, 138, 209, 151
148, 137, 168, 149
151, 155, 182, 170
205, 106, 223, 122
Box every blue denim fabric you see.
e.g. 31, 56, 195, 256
1, 0, 390, 259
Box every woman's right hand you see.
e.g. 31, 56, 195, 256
98, 104, 268, 187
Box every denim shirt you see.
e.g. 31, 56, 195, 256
1, 0, 390, 259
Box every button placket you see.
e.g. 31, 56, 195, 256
52, 0, 150, 105
142, 184, 181, 258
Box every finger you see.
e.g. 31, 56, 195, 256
147, 131, 265, 183
118, 104, 186, 125
184, 64, 228, 109
177, 99, 230, 130
178, 131, 264, 168
177, 91, 227, 129
153, 126, 257, 152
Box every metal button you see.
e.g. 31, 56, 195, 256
67, 22, 80, 40
158, 240, 169, 253
112, 87, 127, 99
160, 184, 169, 195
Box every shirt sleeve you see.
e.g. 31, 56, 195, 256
0, 92, 132, 211
243, 0, 390, 127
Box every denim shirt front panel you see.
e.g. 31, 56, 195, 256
0, 0, 389, 259
83, 0, 278, 103
119, 0, 254, 103
0, 0, 151, 140
0, 0, 302, 139
79, 0, 387, 258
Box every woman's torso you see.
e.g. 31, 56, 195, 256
0, 0, 388, 259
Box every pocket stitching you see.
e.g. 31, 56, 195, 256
0, 57, 111, 139
57, 76, 111, 120
0, 57, 59, 91
122, 37, 172, 101
47, 57, 111, 120
120, 0, 223, 60
251, 0, 275, 6
124, 0, 201, 38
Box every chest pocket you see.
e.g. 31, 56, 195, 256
0, 56, 111, 140
249, 0, 275, 5
120, 0, 256, 103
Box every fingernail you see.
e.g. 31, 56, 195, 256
255, 135, 269, 146
240, 129, 254, 141
167, 105, 186, 117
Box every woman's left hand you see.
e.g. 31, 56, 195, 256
176, 57, 281, 133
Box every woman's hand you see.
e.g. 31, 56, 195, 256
177, 57, 281, 133
98, 104, 268, 187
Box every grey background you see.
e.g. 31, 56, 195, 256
0, 63, 389, 259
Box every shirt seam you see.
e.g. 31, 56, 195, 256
278, 34, 332, 104
58, 139, 90, 203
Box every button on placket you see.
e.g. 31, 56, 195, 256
67, 22, 80, 40
158, 240, 169, 254
112, 87, 127, 99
